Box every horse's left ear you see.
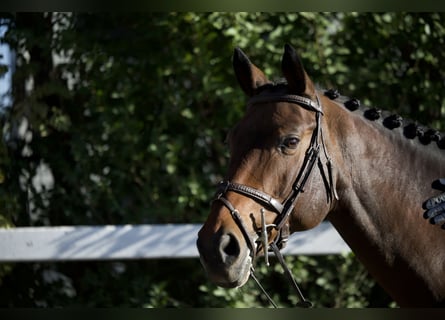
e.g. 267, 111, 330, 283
281, 44, 316, 96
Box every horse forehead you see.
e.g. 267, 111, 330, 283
242, 102, 311, 130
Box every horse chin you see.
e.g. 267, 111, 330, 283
220, 256, 252, 288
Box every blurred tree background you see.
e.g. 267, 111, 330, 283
0, 12, 444, 307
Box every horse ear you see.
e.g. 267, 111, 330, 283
233, 47, 269, 97
281, 43, 315, 96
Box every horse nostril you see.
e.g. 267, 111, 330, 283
219, 233, 240, 263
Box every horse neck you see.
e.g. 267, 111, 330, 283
323, 98, 445, 306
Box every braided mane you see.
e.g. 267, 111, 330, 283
325, 88, 445, 150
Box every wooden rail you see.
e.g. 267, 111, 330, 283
0, 222, 350, 262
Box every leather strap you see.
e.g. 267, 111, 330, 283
270, 242, 313, 308
247, 93, 323, 114
216, 181, 284, 215
216, 196, 257, 259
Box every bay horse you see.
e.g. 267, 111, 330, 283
197, 44, 445, 307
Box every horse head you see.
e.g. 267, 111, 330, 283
197, 44, 337, 289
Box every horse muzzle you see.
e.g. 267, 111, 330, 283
196, 228, 253, 288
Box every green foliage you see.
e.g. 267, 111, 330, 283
198, 253, 391, 308
1, 12, 445, 307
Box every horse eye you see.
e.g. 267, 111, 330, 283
282, 136, 300, 149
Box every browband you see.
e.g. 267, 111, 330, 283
247, 93, 323, 114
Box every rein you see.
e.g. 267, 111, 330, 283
213, 92, 338, 308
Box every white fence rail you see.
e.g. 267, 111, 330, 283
0, 222, 350, 262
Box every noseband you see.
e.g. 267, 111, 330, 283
213, 92, 338, 308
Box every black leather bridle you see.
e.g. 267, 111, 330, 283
213, 92, 338, 308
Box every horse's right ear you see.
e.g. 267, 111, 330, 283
233, 47, 269, 97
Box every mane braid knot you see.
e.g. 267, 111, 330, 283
438, 138, 445, 149
383, 114, 403, 129
324, 89, 340, 100
426, 129, 441, 142
403, 123, 421, 140
419, 129, 441, 145
344, 98, 360, 111
364, 108, 382, 120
